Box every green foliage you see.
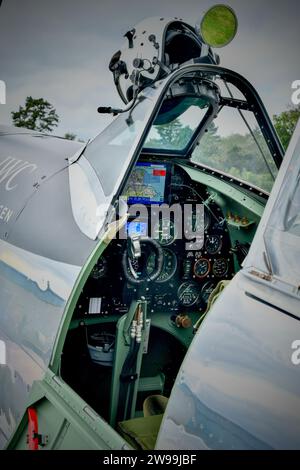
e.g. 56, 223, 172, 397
64, 133, 85, 143
192, 125, 277, 193
12, 96, 59, 132
147, 114, 274, 191
273, 105, 300, 150
147, 115, 277, 192
146, 118, 194, 150
64, 133, 77, 140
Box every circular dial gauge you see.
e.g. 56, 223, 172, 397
127, 257, 141, 277
194, 258, 211, 279
153, 218, 177, 246
185, 208, 210, 236
213, 258, 228, 277
201, 281, 215, 304
171, 173, 184, 186
147, 248, 177, 283
91, 257, 108, 280
205, 234, 222, 255
177, 282, 200, 307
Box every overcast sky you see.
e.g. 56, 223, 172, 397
0, 0, 299, 140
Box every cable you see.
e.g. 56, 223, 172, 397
169, 183, 222, 224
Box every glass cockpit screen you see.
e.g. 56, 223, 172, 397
125, 162, 167, 205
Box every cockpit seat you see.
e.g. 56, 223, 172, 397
117, 395, 168, 450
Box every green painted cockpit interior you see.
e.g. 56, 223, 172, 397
7, 370, 131, 450
179, 161, 265, 273
179, 163, 266, 218
50, 234, 114, 375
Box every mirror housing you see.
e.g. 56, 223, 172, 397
196, 4, 238, 48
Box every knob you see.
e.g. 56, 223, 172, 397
175, 314, 192, 329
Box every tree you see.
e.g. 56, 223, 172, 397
192, 122, 276, 192
273, 105, 300, 150
146, 118, 193, 150
64, 133, 85, 143
64, 133, 77, 140
192, 122, 222, 164
12, 96, 59, 132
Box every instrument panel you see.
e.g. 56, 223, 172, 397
78, 162, 235, 318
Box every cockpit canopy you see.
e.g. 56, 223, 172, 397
79, 64, 283, 239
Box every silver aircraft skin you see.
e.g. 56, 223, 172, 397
0, 127, 90, 447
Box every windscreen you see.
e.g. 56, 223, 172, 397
144, 96, 211, 152
84, 95, 153, 197
191, 105, 278, 193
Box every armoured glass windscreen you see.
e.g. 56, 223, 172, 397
144, 96, 211, 152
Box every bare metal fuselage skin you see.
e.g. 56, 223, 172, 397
0, 129, 96, 447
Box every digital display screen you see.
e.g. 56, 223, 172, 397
125, 162, 167, 205
127, 221, 148, 238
